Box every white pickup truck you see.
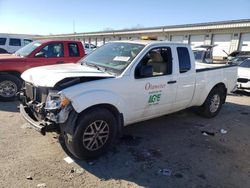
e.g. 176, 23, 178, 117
19, 40, 237, 159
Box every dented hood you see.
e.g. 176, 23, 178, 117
21, 63, 114, 87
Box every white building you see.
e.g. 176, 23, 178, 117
34, 19, 250, 59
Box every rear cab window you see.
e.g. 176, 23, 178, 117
68, 43, 80, 57
177, 47, 191, 73
9, 38, 21, 46
0, 38, 7, 45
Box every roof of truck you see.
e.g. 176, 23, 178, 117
36, 39, 81, 43
111, 40, 190, 46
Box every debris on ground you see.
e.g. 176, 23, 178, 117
64, 156, 74, 164
87, 161, 95, 166
158, 168, 172, 176
37, 183, 46, 187
75, 168, 85, 174
201, 130, 215, 136
26, 175, 33, 180
220, 129, 228, 134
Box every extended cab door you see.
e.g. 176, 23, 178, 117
172, 46, 196, 110
66, 42, 85, 63
26, 42, 66, 69
126, 46, 177, 123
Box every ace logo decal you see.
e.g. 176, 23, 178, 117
145, 82, 164, 105
148, 93, 161, 104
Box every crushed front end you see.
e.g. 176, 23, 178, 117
19, 82, 72, 135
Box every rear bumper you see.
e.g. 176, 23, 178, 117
20, 104, 57, 135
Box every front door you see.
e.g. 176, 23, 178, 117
26, 42, 65, 69
126, 46, 177, 123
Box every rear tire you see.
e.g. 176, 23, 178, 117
198, 87, 225, 118
68, 108, 118, 160
0, 74, 22, 101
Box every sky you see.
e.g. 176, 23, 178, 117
0, 0, 250, 35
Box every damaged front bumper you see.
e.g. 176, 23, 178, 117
20, 104, 57, 135
19, 91, 73, 135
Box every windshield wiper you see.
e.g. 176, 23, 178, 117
84, 62, 116, 76
84, 62, 105, 71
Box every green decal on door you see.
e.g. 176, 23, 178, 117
148, 92, 161, 104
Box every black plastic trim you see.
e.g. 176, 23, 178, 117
196, 64, 237, 72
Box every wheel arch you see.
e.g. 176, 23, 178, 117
203, 82, 227, 105
0, 71, 21, 78
76, 103, 124, 134
210, 82, 227, 103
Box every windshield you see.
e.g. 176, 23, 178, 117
15, 41, 42, 57
230, 56, 249, 65
193, 50, 204, 60
240, 59, 250, 68
80, 42, 145, 74
231, 56, 249, 62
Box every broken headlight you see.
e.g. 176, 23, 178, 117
45, 91, 70, 110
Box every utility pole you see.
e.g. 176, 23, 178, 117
73, 19, 76, 40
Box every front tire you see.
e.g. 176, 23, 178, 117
0, 75, 22, 101
69, 108, 117, 159
198, 87, 225, 118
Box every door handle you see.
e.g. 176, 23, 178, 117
167, 80, 177, 84
56, 61, 64, 64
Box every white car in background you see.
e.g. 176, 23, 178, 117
237, 58, 250, 91
0, 34, 33, 53
83, 43, 97, 54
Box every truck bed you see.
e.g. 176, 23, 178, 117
195, 62, 236, 72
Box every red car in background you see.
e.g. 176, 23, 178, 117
0, 40, 85, 101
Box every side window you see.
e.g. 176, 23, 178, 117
85, 44, 89, 48
0, 38, 7, 45
177, 47, 191, 73
9, 38, 21, 46
135, 47, 172, 79
35, 43, 64, 58
68, 43, 80, 57
23, 39, 33, 46
240, 59, 250, 68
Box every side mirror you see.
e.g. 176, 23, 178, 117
35, 51, 45, 58
180, 68, 190, 73
135, 65, 153, 78
205, 58, 213, 64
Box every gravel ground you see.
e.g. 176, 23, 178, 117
0, 91, 250, 188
